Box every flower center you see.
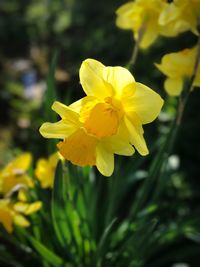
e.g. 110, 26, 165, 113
84, 97, 124, 138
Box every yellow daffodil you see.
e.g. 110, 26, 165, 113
116, 0, 166, 49
0, 153, 34, 195
159, 0, 200, 37
35, 152, 62, 188
156, 46, 200, 96
40, 59, 163, 176
0, 190, 42, 233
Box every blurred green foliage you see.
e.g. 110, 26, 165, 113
0, 0, 200, 266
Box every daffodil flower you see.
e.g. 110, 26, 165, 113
40, 59, 163, 176
156, 46, 200, 96
116, 0, 166, 49
0, 153, 34, 195
159, 0, 200, 37
35, 152, 62, 188
0, 190, 42, 233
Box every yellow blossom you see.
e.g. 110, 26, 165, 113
156, 46, 200, 96
40, 59, 163, 176
159, 0, 200, 37
116, 0, 166, 49
0, 191, 42, 233
0, 153, 34, 195
35, 152, 62, 188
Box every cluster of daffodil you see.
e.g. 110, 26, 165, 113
0, 153, 41, 233
116, 0, 200, 95
0, 152, 61, 233
38, 0, 200, 176
40, 59, 164, 176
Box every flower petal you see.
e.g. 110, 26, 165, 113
80, 59, 113, 99
96, 144, 114, 177
123, 82, 164, 124
164, 77, 183, 96
0, 205, 13, 233
124, 116, 149, 156
57, 128, 97, 166
103, 136, 135, 156
103, 66, 135, 97
14, 214, 30, 227
39, 120, 77, 139
116, 2, 138, 29
139, 20, 159, 49
2, 153, 32, 176
52, 101, 80, 121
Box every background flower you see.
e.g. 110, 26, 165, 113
35, 152, 62, 188
116, 0, 166, 48
159, 0, 200, 37
156, 46, 200, 95
0, 153, 34, 195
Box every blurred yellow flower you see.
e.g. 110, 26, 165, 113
40, 59, 163, 176
0, 190, 42, 233
0, 153, 34, 195
116, 0, 166, 48
35, 152, 62, 188
159, 0, 200, 37
156, 46, 200, 96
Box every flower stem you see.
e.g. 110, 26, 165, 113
126, 25, 145, 70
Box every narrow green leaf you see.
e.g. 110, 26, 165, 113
19, 228, 68, 267
51, 161, 72, 256
95, 218, 117, 263
44, 50, 58, 122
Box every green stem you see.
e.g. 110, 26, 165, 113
131, 36, 200, 216
126, 25, 145, 70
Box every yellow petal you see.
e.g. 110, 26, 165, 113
80, 59, 114, 99
24, 201, 42, 215
96, 144, 114, 177
52, 101, 80, 123
103, 135, 135, 156
159, 2, 180, 26
156, 48, 196, 77
116, 2, 139, 30
3, 153, 32, 175
0, 202, 13, 233
57, 128, 97, 166
14, 201, 42, 215
35, 159, 53, 188
124, 116, 149, 156
13, 202, 28, 213
1, 174, 34, 195
164, 77, 183, 96
39, 120, 78, 139
103, 66, 135, 97
13, 214, 30, 227
123, 82, 164, 124
18, 189, 27, 202
139, 20, 159, 49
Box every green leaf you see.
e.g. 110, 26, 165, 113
51, 161, 72, 252
95, 218, 117, 264
44, 50, 58, 122
19, 228, 69, 267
